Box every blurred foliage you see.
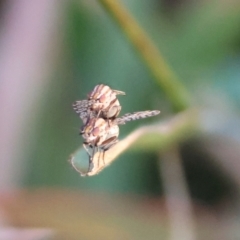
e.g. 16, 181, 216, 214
0, 0, 240, 239
21, 0, 240, 202
0, 189, 235, 240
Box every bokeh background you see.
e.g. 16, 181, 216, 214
0, 0, 240, 239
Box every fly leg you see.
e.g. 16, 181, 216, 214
97, 146, 102, 169
88, 145, 97, 172
83, 143, 92, 157
96, 109, 102, 118
101, 137, 119, 167
83, 143, 94, 173
87, 137, 101, 172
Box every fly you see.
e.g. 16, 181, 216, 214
73, 84, 125, 123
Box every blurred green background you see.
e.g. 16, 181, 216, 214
0, 0, 240, 239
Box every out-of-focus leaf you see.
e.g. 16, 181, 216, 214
0, 228, 55, 240
156, 1, 240, 80
1, 189, 239, 240
0, 189, 168, 240
211, 56, 240, 109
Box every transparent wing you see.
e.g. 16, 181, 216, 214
115, 110, 160, 125
72, 100, 93, 113
72, 99, 95, 120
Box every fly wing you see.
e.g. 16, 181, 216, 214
115, 110, 160, 125
72, 100, 92, 113
72, 99, 95, 120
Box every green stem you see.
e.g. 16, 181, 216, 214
98, 0, 191, 112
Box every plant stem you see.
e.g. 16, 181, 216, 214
98, 0, 191, 112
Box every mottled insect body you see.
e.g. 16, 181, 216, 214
73, 84, 125, 122
81, 117, 119, 150
81, 117, 119, 172
88, 84, 125, 119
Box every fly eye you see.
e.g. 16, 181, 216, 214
99, 94, 106, 103
92, 127, 100, 136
